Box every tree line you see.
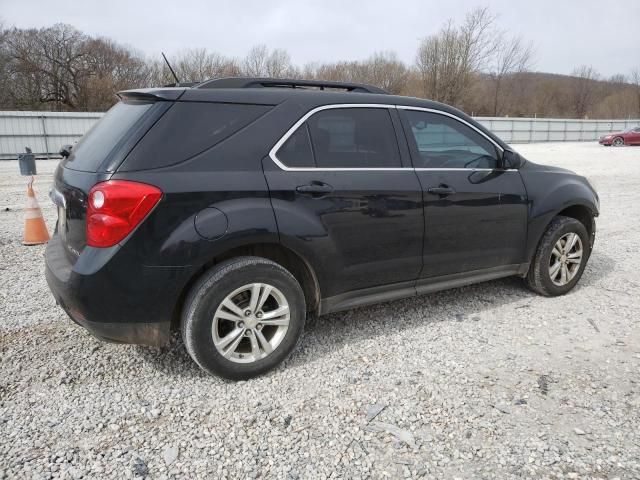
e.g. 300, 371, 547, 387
1, 7, 639, 119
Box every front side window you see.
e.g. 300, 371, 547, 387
275, 107, 401, 169
404, 110, 499, 169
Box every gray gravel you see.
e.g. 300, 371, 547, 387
1, 142, 639, 479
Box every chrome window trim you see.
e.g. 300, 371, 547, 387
268, 103, 508, 172
268, 104, 401, 172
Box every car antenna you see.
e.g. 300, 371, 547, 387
162, 52, 180, 85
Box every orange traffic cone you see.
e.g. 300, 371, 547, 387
23, 179, 50, 245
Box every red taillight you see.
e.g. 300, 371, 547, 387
86, 180, 162, 248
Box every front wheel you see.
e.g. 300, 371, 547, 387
181, 257, 306, 380
525, 216, 591, 296
612, 137, 624, 147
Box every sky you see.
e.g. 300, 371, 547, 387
1, 0, 638, 78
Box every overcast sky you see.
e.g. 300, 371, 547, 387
1, 0, 638, 77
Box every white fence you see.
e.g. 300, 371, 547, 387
0, 110, 638, 159
475, 117, 640, 144
0, 111, 103, 160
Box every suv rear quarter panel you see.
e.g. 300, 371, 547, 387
110, 101, 310, 268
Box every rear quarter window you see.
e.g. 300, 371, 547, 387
119, 102, 271, 171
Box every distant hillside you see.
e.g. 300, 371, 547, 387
457, 71, 640, 119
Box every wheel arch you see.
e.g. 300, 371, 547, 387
525, 201, 597, 269
556, 204, 596, 239
171, 242, 321, 330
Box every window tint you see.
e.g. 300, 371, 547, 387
277, 123, 315, 167
122, 102, 271, 171
65, 100, 156, 172
405, 110, 498, 169
306, 108, 401, 168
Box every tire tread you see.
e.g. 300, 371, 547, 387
525, 215, 589, 297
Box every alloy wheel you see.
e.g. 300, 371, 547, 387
548, 232, 583, 286
212, 283, 290, 363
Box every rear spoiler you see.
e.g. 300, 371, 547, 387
117, 88, 186, 102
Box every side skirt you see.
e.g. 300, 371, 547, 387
319, 263, 528, 315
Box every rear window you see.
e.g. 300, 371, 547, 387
277, 124, 315, 167
64, 100, 156, 172
307, 108, 401, 168
119, 102, 271, 171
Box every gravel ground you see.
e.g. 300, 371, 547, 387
1, 142, 639, 479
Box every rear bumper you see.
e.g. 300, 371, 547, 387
45, 234, 192, 347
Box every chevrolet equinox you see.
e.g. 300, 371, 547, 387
45, 77, 599, 379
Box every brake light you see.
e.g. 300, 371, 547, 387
86, 180, 162, 248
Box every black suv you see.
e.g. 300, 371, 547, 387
45, 78, 599, 379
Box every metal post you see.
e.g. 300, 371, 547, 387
40, 115, 50, 160
530, 119, 534, 143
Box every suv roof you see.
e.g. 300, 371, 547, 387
118, 76, 444, 108
118, 77, 507, 149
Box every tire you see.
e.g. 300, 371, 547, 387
525, 216, 591, 297
181, 256, 306, 380
612, 137, 624, 147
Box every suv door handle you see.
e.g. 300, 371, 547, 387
427, 185, 455, 196
296, 182, 334, 195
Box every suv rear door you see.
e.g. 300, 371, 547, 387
264, 105, 424, 305
399, 107, 528, 281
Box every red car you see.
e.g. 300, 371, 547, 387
599, 126, 640, 146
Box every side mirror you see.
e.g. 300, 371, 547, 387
59, 144, 73, 158
502, 149, 524, 169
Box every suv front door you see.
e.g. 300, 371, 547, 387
399, 107, 528, 281
264, 105, 424, 305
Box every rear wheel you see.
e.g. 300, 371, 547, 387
525, 216, 590, 296
181, 257, 305, 380
612, 137, 624, 147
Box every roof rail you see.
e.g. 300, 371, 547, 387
162, 81, 200, 88
195, 77, 388, 94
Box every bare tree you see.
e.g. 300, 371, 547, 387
608, 74, 627, 85
303, 51, 408, 94
570, 65, 600, 118
4, 24, 91, 110
78, 38, 152, 109
241, 45, 296, 77
0, 21, 11, 109
487, 36, 534, 115
366, 51, 408, 94
163, 48, 240, 83
415, 7, 497, 107
631, 68, 640, 117
243, 45, 269, 76
0, 16, 636, 119
265, 48, 296, 77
